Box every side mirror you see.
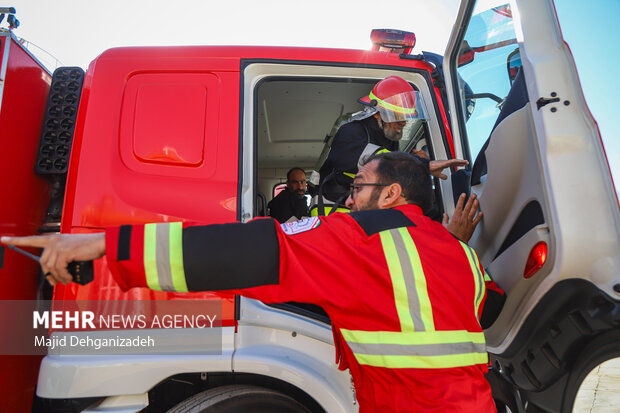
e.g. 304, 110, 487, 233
507, 48, 522, 85
457, 40, 475, 67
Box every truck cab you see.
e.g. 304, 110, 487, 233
0, 0, 618, 412
36, 44, 453, 413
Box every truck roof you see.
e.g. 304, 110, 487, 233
96, 45, 436, 70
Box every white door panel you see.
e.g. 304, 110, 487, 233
443, 0, 620, 351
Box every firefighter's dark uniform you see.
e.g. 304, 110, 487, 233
316, 116, 429, 215
318, 116, 399, 205
105, 205, 496, 412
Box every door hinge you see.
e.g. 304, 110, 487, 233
536, 92, 560, 110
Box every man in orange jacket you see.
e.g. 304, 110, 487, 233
3, 152, 497, 412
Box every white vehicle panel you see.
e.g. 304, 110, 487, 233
233, 324, 356, 413
443, 0, 620, 354
36, 327, 235, 398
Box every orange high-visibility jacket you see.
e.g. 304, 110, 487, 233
106, 204, 496, 412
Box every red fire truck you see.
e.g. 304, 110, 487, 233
1, 1, 618, 412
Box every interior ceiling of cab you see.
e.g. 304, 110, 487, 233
256, 79, 375, 168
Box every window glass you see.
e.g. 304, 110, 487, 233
455, 1, 519, 162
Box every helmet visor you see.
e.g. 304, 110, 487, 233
371, 90, 428, 123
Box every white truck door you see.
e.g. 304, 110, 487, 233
443, 1, 620, 411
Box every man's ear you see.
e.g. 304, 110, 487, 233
373, 113, 382, 126
379, 183, 404, 208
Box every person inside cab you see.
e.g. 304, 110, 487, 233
268, 167, 310, 223
314, 75, 461, 216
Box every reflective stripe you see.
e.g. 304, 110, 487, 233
340, 229, 487, 370
380, 228, 434, 332
343, 172, 356, 179
348, 341, 486, 357
169, 222, 188, 292
459, 242, 486, 315
143, 222, 188, 292
310, 205, 350, 216
341, 329, 485, 345
369, 91, 417, 115
144, 224, 161, 290
354, 351, 489, 369
155, 223, 174, 291
341, 329, 487, 369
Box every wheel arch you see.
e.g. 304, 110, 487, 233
148, 372, 328, 413
488, 279, 620, 412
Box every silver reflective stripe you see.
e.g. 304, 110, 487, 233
347, 341, 487, 357
391, 229, 426, 331
155, 224, 174, 291
464, 243, 485, 311
357, 143, 382, 170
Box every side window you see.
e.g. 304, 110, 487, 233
454, 2, 520, 163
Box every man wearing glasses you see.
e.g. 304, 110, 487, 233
1, 152, 496, 412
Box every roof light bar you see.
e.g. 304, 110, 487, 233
371, 29, 416, 54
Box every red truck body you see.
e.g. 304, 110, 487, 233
0, 32, 51, 412
53, 45, 452, 308
2, 3, 619, 412
1, 40, 453, 411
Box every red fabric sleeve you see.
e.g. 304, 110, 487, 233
104, 215, 365, 305
223, 214, 365, 308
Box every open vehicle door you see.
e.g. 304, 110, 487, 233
442, 0, 620, 411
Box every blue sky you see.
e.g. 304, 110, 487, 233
554, 1, 619, 190
7, 0, 619, 191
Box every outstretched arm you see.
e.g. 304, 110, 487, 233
442, 193, 483, 242
1, 233, 105, 285
1, 217, 349, 308
429, 158, 469, 180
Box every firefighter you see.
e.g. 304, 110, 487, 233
315, 75, 448, 215
2, 152, 496, 412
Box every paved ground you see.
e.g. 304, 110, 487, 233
572, 358, 620, 413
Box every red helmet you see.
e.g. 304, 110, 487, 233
359, 76, 427, 122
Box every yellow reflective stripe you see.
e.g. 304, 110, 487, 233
380, 230, 415, 332
398, 228, 435, 331
354, 351, 489, 369
169, 222, 188, 292
380, 228, 435, 332
143, 222, 187, 292
375, 148, 390, 155
484, 272, 492, 282
340, 329, 485, 345
341, 229, 487, 370
143, 223, 161, 290
341, 329, 487, 369
343, 172, 356, 179
459, 242, 485, 316
310, 206, 350, 216
369, 91, 417, 115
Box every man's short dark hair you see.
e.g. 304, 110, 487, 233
364, 152, 432, 212
286, 167, 306, 181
